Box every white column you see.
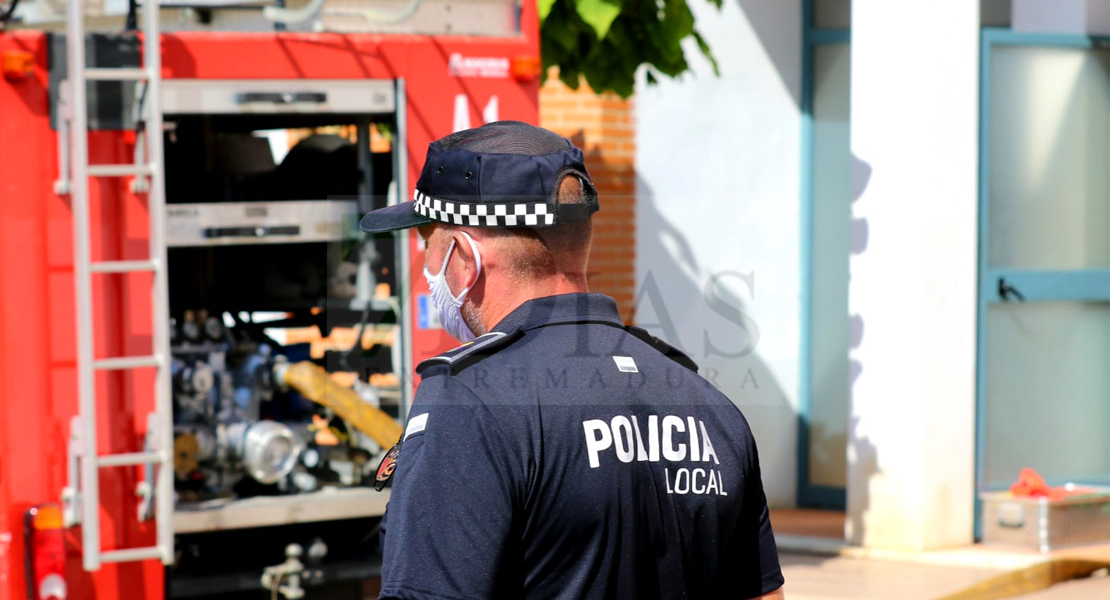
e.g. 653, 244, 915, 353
846, 0, 979, 550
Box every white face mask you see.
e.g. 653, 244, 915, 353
423, 231, 483, 343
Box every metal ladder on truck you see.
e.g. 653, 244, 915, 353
56, 0, 174, 571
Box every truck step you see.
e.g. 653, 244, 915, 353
97, 451, 165, 468
90, 260, 160, 274
92, 355, 163, 370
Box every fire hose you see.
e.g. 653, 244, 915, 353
275, 360, 403, 449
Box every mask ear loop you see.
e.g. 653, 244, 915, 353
453, 231, 483, 302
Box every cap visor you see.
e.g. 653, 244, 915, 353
359, 201, 435, 233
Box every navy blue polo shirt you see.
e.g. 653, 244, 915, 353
380, 293, 783, 600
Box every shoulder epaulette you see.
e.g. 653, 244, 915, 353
416, 327, 523, 376
625, 326, 699, 372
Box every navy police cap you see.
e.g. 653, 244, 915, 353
359, 121, 599, 233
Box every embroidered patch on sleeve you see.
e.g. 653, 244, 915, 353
374, 444, 400, 492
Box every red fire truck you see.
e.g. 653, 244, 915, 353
0, 1, 540, 597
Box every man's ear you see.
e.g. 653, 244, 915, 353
449, 230, 481, 290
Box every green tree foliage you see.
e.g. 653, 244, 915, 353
539, 0, 722, 98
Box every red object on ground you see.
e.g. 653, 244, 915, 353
1010, 468, 1091, 500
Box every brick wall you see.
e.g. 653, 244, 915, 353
539, 70, 637, 321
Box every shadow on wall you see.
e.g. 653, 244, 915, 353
636, 174, 796, 507
734, 0, 803, 107
846, 155, 881, 546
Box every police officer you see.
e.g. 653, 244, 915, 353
360, 121, 785, 600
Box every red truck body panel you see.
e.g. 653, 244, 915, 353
0, 5, 538, 597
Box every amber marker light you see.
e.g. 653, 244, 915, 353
511, 55, 542, 82
2, 50, 34, 81
25, 504, 68, 600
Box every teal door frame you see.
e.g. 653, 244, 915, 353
975, 27, 1110, 536
798, 0, 849, 510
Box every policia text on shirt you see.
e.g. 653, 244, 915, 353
583, 415, 730, 497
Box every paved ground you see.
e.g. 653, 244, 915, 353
779, 553, 1109, 600
1007, 574, 1110, 599
779, 553, 1005, 600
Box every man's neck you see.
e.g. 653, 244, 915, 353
478, 274, 588, 333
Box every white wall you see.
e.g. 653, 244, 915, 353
635, 0, 802, 508
847, 0, 979, 550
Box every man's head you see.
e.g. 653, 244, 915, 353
359, 121, 599, 340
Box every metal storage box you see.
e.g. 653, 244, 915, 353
981, 487, 1110, 552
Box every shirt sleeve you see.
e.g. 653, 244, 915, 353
733, 437, 784, 598
379, 369, 526, 600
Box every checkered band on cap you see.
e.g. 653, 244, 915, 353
413, 189, 555, 227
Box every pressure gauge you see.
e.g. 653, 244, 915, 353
181, 319, 200, 342
204, 316, 224, 341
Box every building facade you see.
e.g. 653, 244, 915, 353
635, 0, 1109, 551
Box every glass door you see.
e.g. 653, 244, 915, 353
800, 0, 851, 509
977, 30, 1110, 530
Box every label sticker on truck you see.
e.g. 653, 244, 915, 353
417, 295, 442, 330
